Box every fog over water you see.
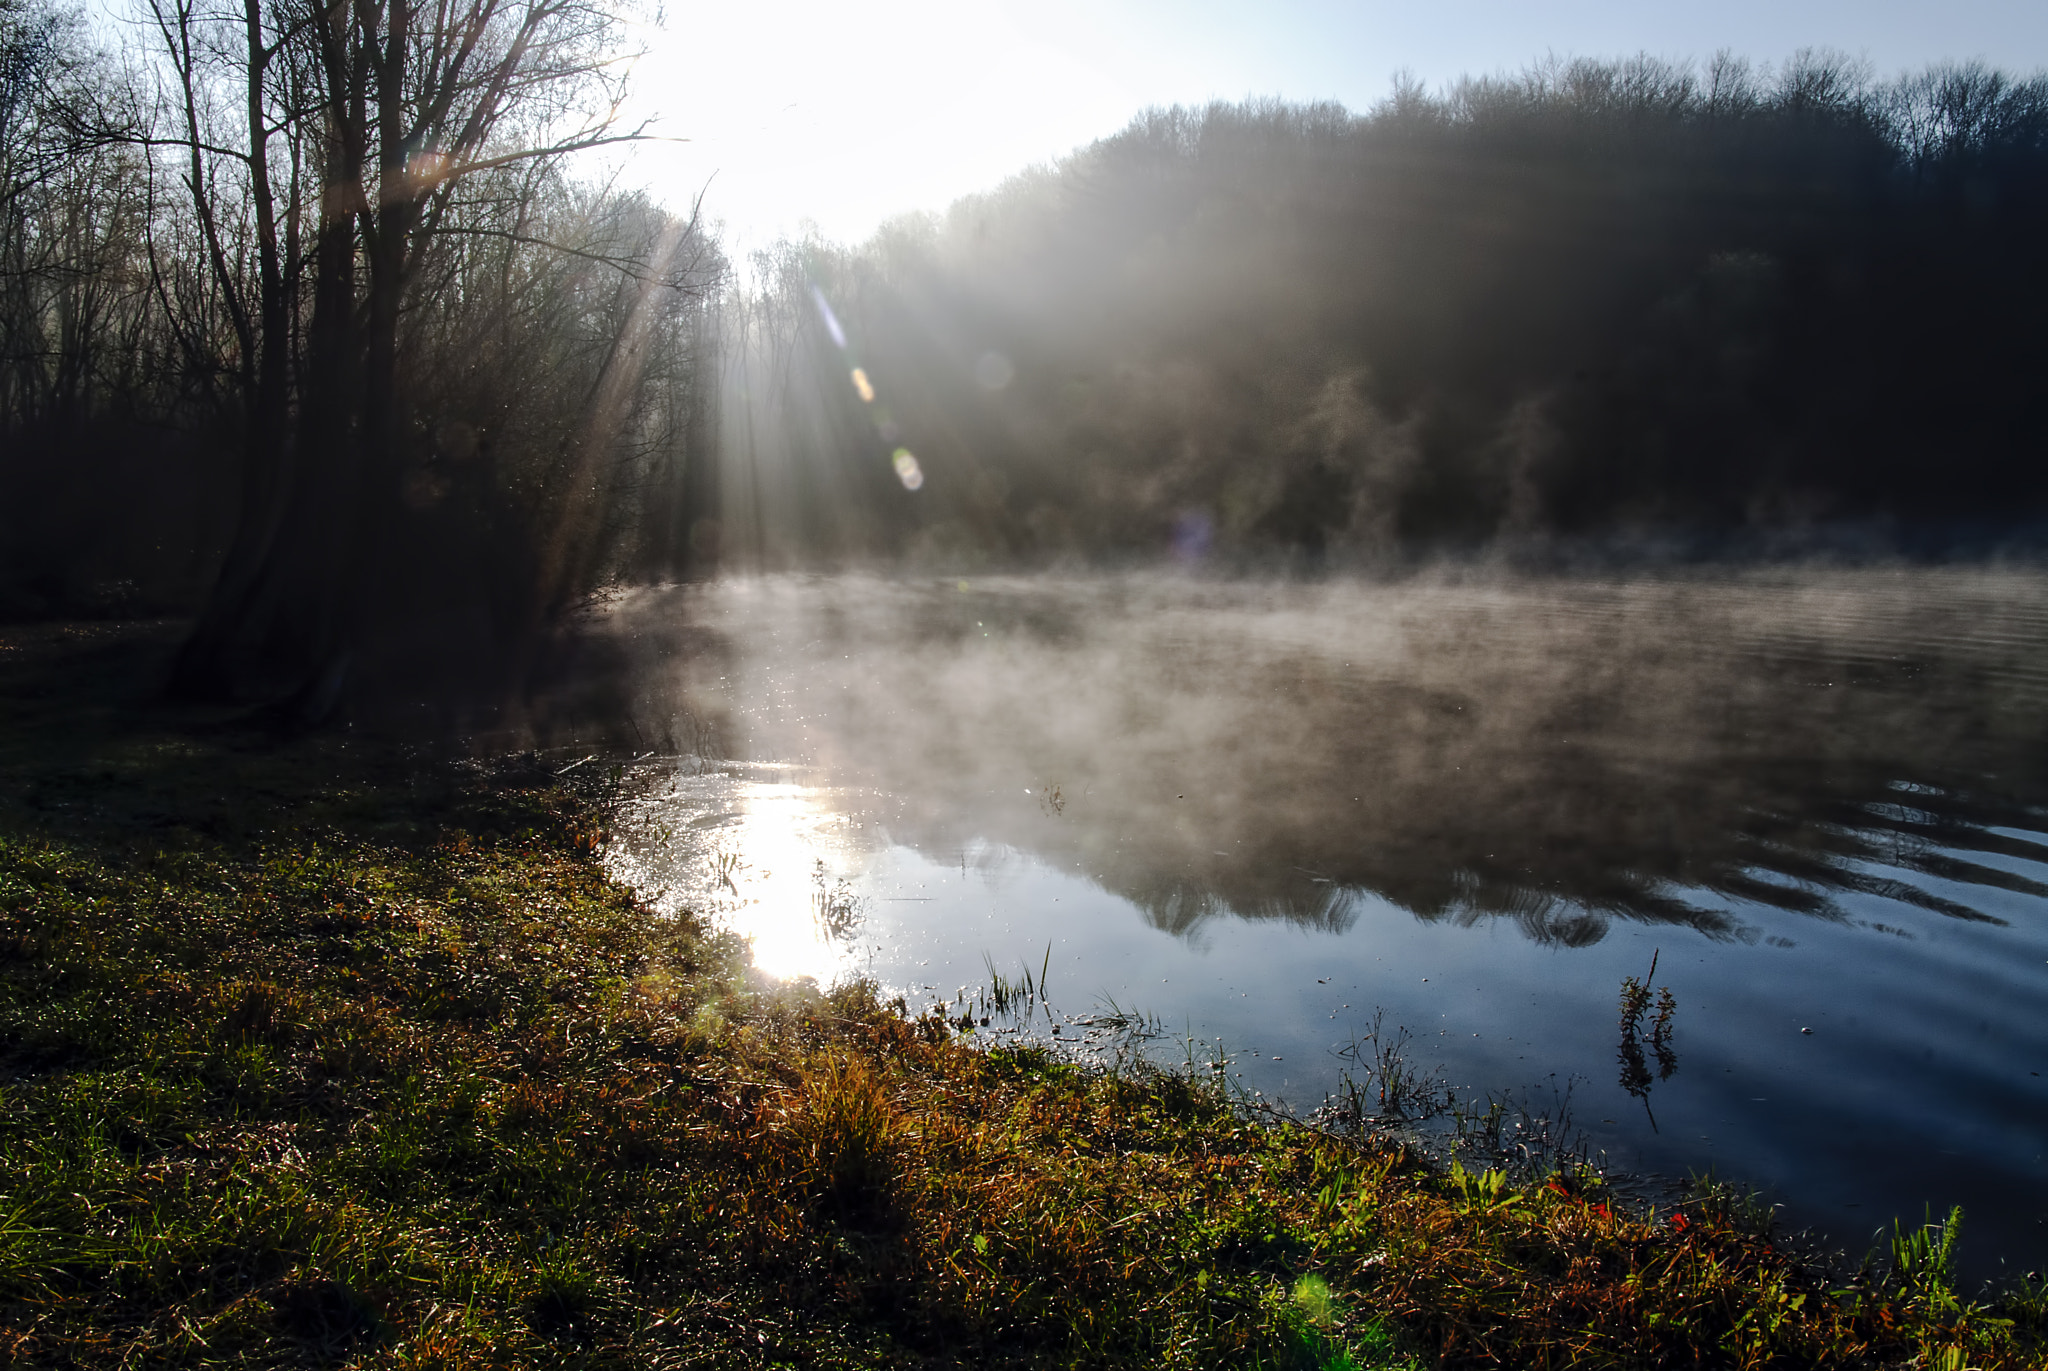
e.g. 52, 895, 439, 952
591, 566, 2048, 1276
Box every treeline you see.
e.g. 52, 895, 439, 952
11, 31, 2048, 712
0, 0, 721, 718
732, 54, 2048, 568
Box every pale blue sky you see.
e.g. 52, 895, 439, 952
621, 1, 2047, 250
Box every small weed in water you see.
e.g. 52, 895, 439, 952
810, 858, 863, 940
975, 942, 1052, 1022
1328, 1009, 1448, 1126
1618, 949, 1678, 1121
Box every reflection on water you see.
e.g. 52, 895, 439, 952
608, 767, 875, 984
1616, 954, 1681, 1129
593, 569, 2048, 1275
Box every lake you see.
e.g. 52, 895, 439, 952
586, 567, 2048, 1278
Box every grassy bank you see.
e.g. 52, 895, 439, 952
1, 623, 2043, 1367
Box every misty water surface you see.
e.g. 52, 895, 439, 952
590, 568, 2048, 1276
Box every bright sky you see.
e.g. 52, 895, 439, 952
619, 0, 2048, 256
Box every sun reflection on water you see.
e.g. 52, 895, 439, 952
607, 765, 872, 985
718, 783, 858, 982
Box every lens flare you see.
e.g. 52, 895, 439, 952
1173, 508, 1213, 564
809, 284, 848, 349
892, 448, 924, 490
851, 367, 875, 403
405, 150, 452, 192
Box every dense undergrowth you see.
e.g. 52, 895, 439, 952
1, 624, 2045, 1367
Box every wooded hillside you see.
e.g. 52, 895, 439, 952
729, 57, 2048, 568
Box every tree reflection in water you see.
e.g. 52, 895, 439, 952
580, 569, 2048, 949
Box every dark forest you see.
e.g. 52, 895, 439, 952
732, 55, 2048, 572
0, 0, 722, 721
5, 3, 2048, 712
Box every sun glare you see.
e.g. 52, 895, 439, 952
614, 1, 1139, 254
715, 779, 866, 985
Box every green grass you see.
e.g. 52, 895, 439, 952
0, 621, 2042, 1367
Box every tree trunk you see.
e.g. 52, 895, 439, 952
166, 0, 294, 700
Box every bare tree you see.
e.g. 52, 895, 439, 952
144, 0, 309, 693
161, 0, 656, 711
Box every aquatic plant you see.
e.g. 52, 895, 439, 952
1618, 950, 1678, 1119
1449, 1077, 1588, 1174
810, 859, 863, 941
976, 943, 1052, 1021
711, 846, 742, 894
1328, 1010, 1450, 1126
1651, 984, 1679, 1079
